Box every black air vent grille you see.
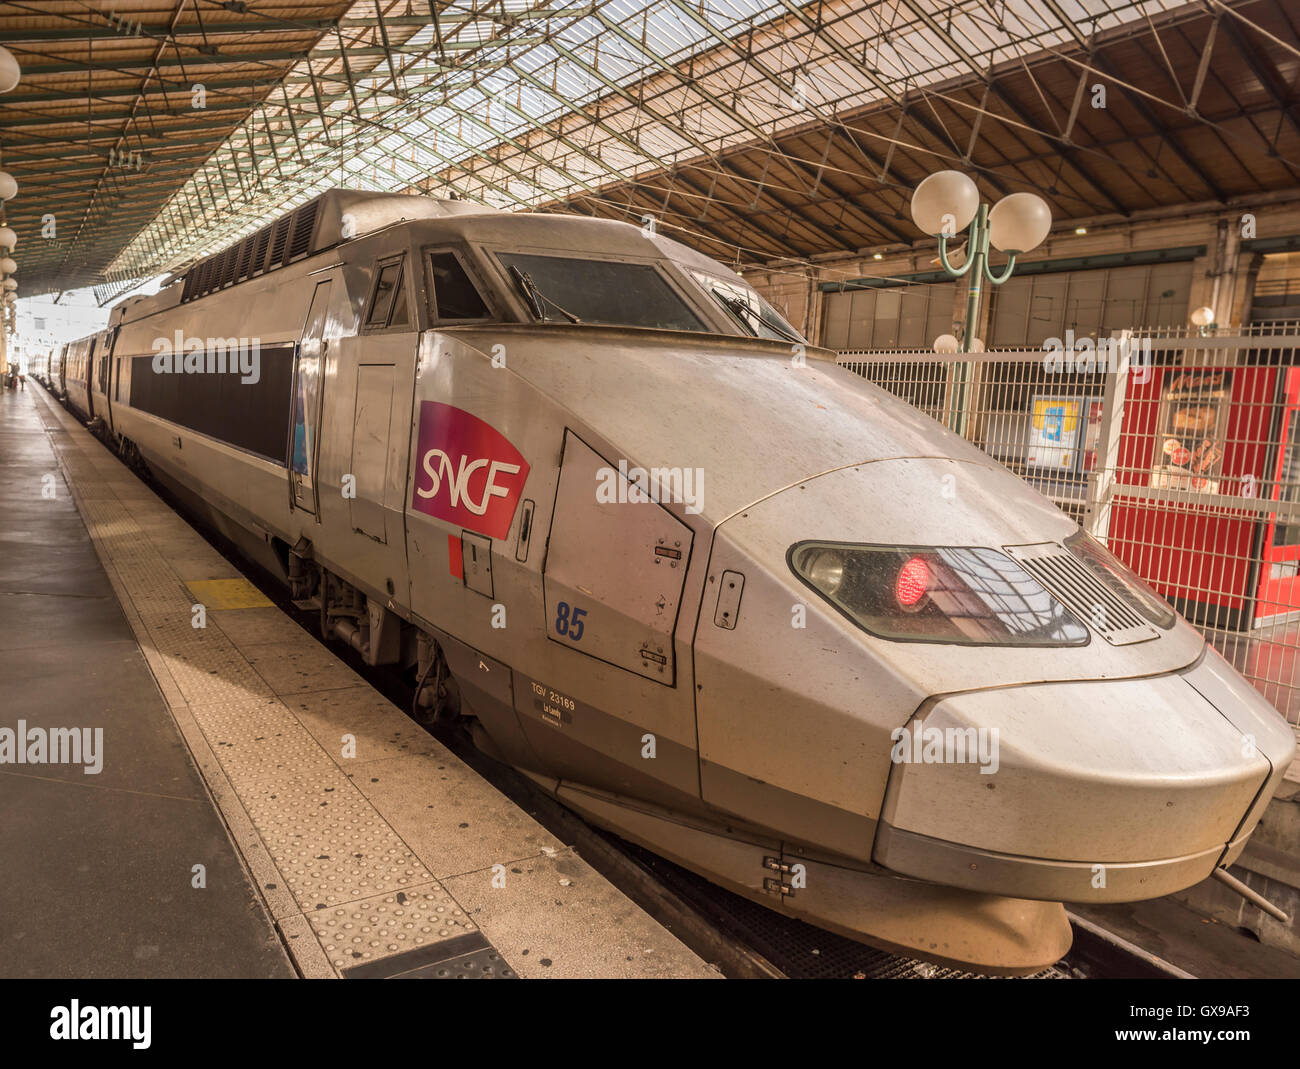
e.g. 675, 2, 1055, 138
219, 246, 238, 288
179, 193, 327, 302
235, 235, 255, 281
268, 215, 291, 266
250, 226, 272, 276
1005, 543, 1158, 646
287, 199, 318, 262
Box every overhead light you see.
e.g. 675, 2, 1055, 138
1190, 306, 1216, 327
1074, 227, 1087, 235
873, 252, 883, 261
987, 192, 1052, 254
910, 170, 979, 236
933, 334, 960, 354
0, 45, 20, 95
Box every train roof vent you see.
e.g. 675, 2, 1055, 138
268, 215, 292, 267
287, 198, 319, 262
250, 226, 272, 276
1003, 543, 1159, 646
176, 188, 498, 303
235, 234, 256, 282
219, 245, 238, 288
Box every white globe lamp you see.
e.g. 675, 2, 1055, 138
910, 170, 979, 237
0, 46, 20, 94
987, 192, 1052, 254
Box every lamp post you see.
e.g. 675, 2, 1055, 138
909, 170, 1052, 351
1190, 305, 1216, 337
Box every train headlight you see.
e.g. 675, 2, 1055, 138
789, 542, 1090, 647
800, 546, 846, 597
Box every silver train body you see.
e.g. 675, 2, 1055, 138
61, 190, 1294, 972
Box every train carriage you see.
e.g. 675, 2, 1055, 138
62, 332, 95, 421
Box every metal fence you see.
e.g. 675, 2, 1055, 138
838, 324, 1300, 726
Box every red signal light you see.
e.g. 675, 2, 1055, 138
896, 556, 930, 607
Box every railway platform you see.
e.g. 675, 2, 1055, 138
2, 385, 716, 979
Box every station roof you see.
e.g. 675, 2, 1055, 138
3, 0, 1299, 300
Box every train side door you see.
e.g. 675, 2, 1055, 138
98, 327, 117, 433
289, 279, 332, 515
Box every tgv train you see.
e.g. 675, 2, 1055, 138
55, 189, 1294, 973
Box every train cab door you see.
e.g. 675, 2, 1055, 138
523, 430, 702, 807
289, 279, 332, 515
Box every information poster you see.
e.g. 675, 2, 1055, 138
1149, 369, 1232, 494
1026, 396, 1083, 470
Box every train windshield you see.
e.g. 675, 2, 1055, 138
691, 271, 804, 343
496, 252, 706, 332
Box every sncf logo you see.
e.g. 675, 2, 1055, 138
411, 401, 530, 539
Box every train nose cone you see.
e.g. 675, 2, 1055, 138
874, 649, 1296, 903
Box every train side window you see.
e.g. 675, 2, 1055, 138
365, 256, 404, 328
427, 250, 490, 321
388, 272, 410, 327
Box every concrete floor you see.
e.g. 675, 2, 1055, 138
0, 387, 294, 978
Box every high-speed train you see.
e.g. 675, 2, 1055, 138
56, 189, 1294, 973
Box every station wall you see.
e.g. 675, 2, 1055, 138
743, 195, 1300, 351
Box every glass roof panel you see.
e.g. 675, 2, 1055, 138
108, 0, 1188, 276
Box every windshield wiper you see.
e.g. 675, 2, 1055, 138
716, 290, 802, 343
508, 265, 544, 319
508, 265, 581, 324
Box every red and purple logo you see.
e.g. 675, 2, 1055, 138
411, 401, 530, 540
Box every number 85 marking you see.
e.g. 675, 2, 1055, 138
555, 600, 587, 641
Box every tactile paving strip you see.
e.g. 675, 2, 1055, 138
187, 698, 340, 785
309, 885, 475, 972
37, 403, 450, 973
239, 772, 434, 909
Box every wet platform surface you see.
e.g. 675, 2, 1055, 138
0, 388, 293, 978
8, 386, 715, 979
